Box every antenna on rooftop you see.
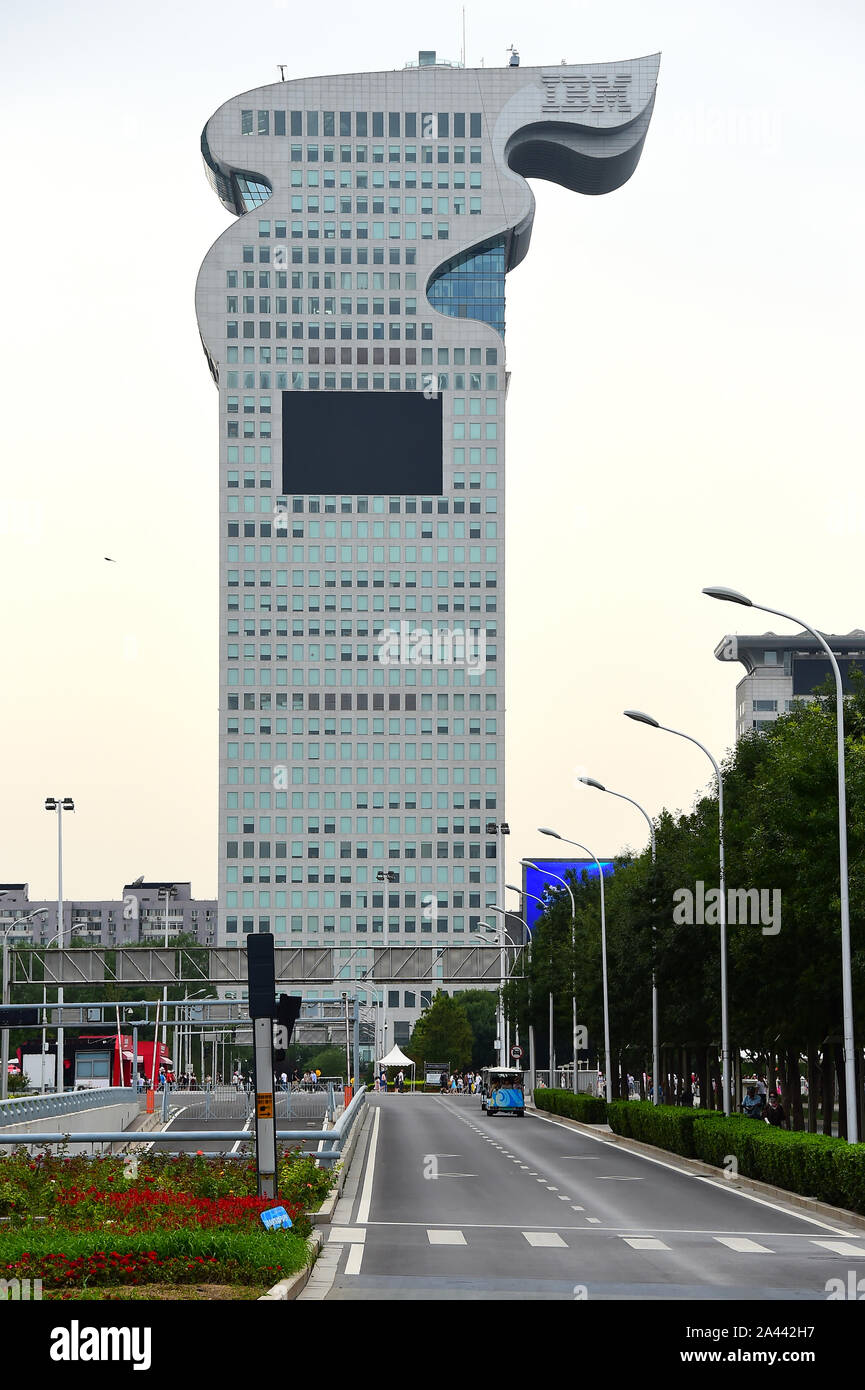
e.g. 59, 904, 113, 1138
278, 65, 287, 81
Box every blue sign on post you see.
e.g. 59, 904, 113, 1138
260, 1205, 293, 1231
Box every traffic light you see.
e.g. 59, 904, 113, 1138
247, 934, 276, 1019
276, 994, 302, 1038
273, 994, 302, 1061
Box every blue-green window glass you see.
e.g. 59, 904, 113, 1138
426, 237, 505, 337
235, 176, 273, 210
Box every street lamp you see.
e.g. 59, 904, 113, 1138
45, 797, 74, 1092
1, 909, 49, 1100
486, 821, 511, 1061
511, 882, 563, 1089
579, 777, 660, 1105
484, 906, 529, 1065
538, 828, 612, 1104
39, 921, 86, 1093
519, 863, 579, 1094
704, 584, 857, 1142
624, 709, 731, 1117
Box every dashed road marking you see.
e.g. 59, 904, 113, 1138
427, 1229, 467, 1246
714, 1236, 772, 1254
523, 1232, 568, 1248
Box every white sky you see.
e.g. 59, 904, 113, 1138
1, 0, 862, 900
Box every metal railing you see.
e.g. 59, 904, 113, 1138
0, 1087, 368, 1168
0, 1087, 133, 1126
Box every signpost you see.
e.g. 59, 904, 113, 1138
247, 935, 278, 1200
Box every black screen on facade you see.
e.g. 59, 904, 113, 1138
282, 391, 443, 495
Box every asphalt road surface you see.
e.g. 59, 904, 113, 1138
141, 1089, 330, 1155
303, 1094, 865, 1301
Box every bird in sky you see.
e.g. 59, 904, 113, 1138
104, 556, 117, 562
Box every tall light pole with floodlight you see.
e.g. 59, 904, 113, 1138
44, 797, 74, 1092
704, 584, 857, 1142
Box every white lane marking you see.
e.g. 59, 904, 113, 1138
621, 1237, 671, 1251
528, 1110, 852, 1235
427, 1230, 467, 1245
586, 1217, 601, 1224
523, 1232, 567, 1248
557, 1195, 572, 1201
356, 1105, 381, 1225
571, 1205, 585, 1212
811, 1240, 865, 1257
329, 1227, 366, 1243
546, 1185, 559, 1191
535, 1178, 547, 1183
345, 1244, 364, 1276
714, 1236, 773, 1253
230, 1113, 253, 1155
597, 1176, 644, 1182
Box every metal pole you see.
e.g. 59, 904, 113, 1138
656, 730, 730, 1118
548, 991, 554, 1090
749, 604, 857, 1142
580, 787, 660, 1104
496, 832, 506, 1066
56, 806, 65, 1093
0, 933, 9, 1101
132, 1025, 138, 1096
253, 1014, 277, 1199
352, 996, 360, 1092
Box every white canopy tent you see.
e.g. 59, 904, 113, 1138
377, 1045, 416, 1091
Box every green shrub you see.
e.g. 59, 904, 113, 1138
607, 1102, 716, 1157
693, 1115, 865, 1214
533, 1088, 607, 1124
605, 1104, 865, 1216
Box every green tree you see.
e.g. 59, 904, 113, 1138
408, 990, 473, 1071
453, 988, 497, 1067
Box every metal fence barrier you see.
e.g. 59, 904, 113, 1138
0, 1087, 368, 1168
0, 1088, 133, 1126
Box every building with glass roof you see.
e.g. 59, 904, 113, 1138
195, 49, 659, 1043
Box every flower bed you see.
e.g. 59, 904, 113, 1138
0, 1146, 335, 1296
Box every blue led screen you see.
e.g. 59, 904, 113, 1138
522, 858, 616, 932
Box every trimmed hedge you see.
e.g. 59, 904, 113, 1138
606, 1101, 865, 1216
607, 1102, 718, 1158
533, 1088, 607, 1124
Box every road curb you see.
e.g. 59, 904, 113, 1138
258, 1231, 323, 1301
526, 1105, 865, 1231
259, 1099, 368, 1296
312, 1100, 365, 1225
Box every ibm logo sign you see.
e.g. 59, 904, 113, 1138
541, 73, 632, 115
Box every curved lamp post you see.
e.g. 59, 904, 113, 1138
505, 886, 557, 1086
579, 777, 660, 1105
519, 863, 579, 1095
624, 710, 731, 1117
538, 828, 611, 1104
704, 584, 857, 1142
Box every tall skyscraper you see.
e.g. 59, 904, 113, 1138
196, 50, 658, 1041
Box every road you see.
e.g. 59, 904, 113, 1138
141, 1089, 330, 1155
302, 1094, 865, 1300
